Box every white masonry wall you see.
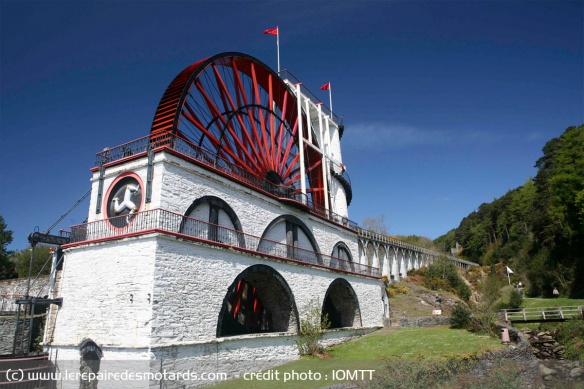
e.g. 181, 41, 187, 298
48, 232, 382, 388
150, 235, 382, 346
150, 152, 359, 258
51, 237, 157, 348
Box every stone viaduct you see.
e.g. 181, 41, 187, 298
357, 229, 477, 281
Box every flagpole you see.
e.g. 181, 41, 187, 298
506, 266, 513, 286
276, 26, 280, 73
328, 82, 332, 117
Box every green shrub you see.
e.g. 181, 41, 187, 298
366, 359, 474, 389
508, 289, 523, 309
455, 282, 471, 302
296, 299, 330, 356
423, 256, 471, 301
366, 359, 526, 389
554, 317, 584, 360
385, 282, 408, 298
468, 313, 497, 336
450, 303, 472, 329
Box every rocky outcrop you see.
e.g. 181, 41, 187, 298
486, 326, 544, 388
520, 328, 565, 359
538, 360, 584, 387
398, 316, 451, 327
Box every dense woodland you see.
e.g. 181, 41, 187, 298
435, 125, 584, 297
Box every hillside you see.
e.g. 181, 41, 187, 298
435, 125, 584, 298
388, 276, 464, 320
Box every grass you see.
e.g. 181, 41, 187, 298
210, 326, 504, 389
522, 297, 584, 309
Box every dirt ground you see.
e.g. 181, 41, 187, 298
388, 277, 463, 319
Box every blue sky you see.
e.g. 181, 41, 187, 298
1, 1, 582, 251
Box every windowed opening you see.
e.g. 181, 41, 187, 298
181, 196, 245, 248
258, 215, 321, 265
332, 242, 354, 271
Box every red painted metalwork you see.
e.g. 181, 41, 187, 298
149, 52, 326, 208
228, 279, 265, 332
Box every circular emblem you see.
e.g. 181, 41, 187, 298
106, 175, 143, 228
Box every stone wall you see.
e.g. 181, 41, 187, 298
0, 314, 17, 355
53, 234, 382, 348
474, 325, 543, 388
0, 276, 50, 311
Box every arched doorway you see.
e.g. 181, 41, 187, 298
217, 264, 298, 337
321, 278, 361, 329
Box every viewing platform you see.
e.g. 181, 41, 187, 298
65, 208, 380, 278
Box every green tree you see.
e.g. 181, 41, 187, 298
531, 125, 584, 296
446, 125, 583, 297
450, 302, 472, 329
0, 215, 16, 279
433, 228, 457, 253
394, 235, 438, 251
11, 245, 53, 279
508, 288, 523, 309
469, 273, 502, 335
425, 256, 471, 301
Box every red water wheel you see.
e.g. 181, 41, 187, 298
150, 52, 325, 208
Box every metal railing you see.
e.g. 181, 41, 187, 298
94, 133, 357, 229
503, 306, 584, 322
278, 69, 343, 125
69, 209, 380, 277
330, 162, 351, 187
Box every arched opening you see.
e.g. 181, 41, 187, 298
181, 195, 245, 248
331, 241, 354, 272
321, 278, 361, 329
217, 264, 299, 337
79, 339, 103, 389
365, 242, 376, 267
258, 215, 321, 264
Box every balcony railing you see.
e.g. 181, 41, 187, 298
94, 133, 357, 229
69, 209, 380, 278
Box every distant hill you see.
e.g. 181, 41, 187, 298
434, 125, 584, 298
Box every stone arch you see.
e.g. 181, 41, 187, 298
397, 249, 405, 280
216, 264, 299, 337
405, 250, 412, 272
257, 215, 321, 264
79, 339, 103, 389
358, 240, 366, 264
321, 278, 362, 328
365, 242, 376, 267
389, 247, 398, 280
378, 245, 387, 276
181, 195, 245, 248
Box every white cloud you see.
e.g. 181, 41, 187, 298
343, 123, 496, 150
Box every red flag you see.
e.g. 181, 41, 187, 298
263, 28, 278, 36
320, 82, 330, 91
